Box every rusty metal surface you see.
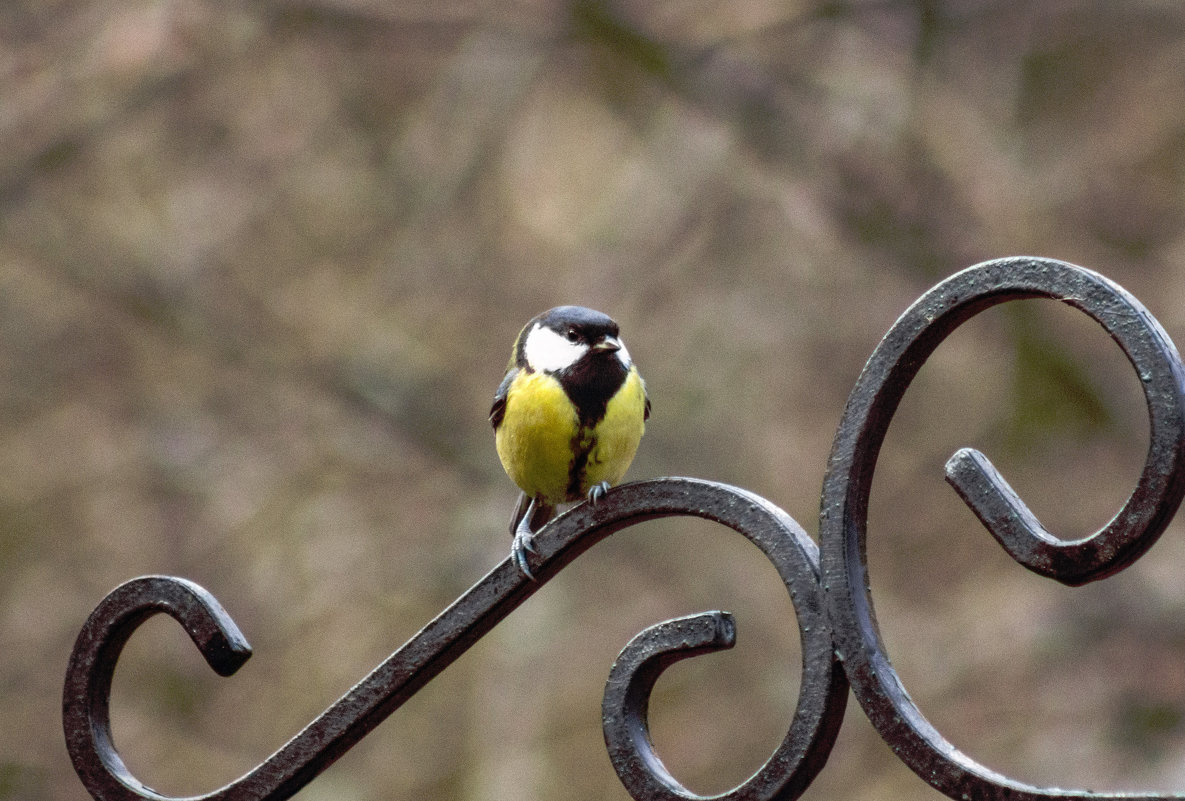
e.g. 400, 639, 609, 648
63, 257, 1185, 800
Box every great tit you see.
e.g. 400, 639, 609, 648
490, 306, 649, 579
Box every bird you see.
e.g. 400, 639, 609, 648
490, 306, 649, 580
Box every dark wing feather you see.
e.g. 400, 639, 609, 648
490, 368, 517, 429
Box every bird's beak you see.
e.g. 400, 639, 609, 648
592, 335, 622, 353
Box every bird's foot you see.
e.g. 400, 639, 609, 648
511, 512, 540, 582
586, 481, 611, 504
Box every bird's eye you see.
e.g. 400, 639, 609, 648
565, 328, 579, 342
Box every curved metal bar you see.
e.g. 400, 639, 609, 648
820, 256, 1185, 800
63, 578, 254, 801
64, 478, 848, 801
604, 612, 739, 799
601, 485, 848, 801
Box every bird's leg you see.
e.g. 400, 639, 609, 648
508, 491, 532, 538
586, 481, 611, 504
510, 494, 554, 581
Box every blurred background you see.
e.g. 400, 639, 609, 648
5, 0, 1185, 799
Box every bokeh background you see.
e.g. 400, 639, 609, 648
5, 0, 1185, 799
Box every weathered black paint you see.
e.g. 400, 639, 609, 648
821, 257, 1185, 801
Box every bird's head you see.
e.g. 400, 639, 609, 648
518, 306, 632, 375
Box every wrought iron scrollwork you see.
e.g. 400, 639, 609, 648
64, 479, 848, 801
820, 257, 1185, 800
63, 257, 1185, 801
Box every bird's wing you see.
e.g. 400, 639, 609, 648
489, 368, 517, 429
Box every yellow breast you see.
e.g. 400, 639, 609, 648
495, 371, 581, 502
495, 368, 646, 503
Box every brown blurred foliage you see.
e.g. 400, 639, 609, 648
4, 0, 1185, 799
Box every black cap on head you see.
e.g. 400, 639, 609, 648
536, 306, 619, 341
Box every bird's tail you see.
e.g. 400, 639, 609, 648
508, 492, 556, 536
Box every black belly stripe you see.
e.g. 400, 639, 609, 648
557, 354, 629, 500
566, 425, 596, 499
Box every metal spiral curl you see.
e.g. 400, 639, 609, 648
821, 257, 1185, 800
64, 257, 1185, 801
63, 479, 848, 801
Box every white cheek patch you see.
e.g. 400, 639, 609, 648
616, 341, 633, 368
524, 324, 588, 373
